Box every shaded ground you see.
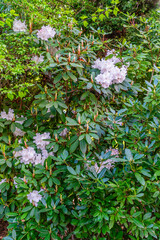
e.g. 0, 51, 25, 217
0, 220, 8, 239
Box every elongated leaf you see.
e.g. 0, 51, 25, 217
135, 173, 145, 186
67, 166, 77, 175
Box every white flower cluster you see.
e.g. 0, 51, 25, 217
31, 55, 44, 64
14, 133, 53, 165
13, 19, 27, 33
0, 109, 26, 137
33, 132, 51, 149
27, 190, 42, 207
0, 108, 14, 121
92, 50, 128, 88
37, 25, 56, 41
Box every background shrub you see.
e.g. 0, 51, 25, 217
0, 0, 160, 239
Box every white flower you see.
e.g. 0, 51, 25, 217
0, 108, 14, 121
27, 190, 42, 207
92, 50, 128, 88
33, 132, 51, 150
14, 144, 54, 166
15, 147, 36, 165
13, 19, 27, 32
95, 73, 112, 88
34, 154, 44, 165
37, 25, 56, 41
13, 128, 25, 137
59, 128, 68, 137
31, 55, 44, 64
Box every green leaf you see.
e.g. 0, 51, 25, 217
125, 149, 133, 161
153, 191, 159, 198
70, 63, 83, 68
83, 20, 88, 27
48, 178, 53, 187
24, 118, 34, 127
154, 170, 160, 177
54, 73, 62, 84
67, 71, 77, 82
22, 206, 33, 212
52, 178, 60, 185
66, 117, 78, 126
102, 225, 108, 235
132, 218, 144, 228
70, 139, 79, 153
143, 212, 151, 220
109, 215, 114, 229
80, 139, 87, 153
135, 173, 145, 186
6, 212, 18, 217
67, 166, 77, 175
86, 134, 92, 144
99, 14, 105, 21
10, 123, 16, 133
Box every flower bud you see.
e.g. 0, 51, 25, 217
56, 54, 59, 63
72, 47, 75, 53
67, 41, 70, 47
45, 45, 49, 52
8, 136, 11, 145
55, 92, 57, 101
45, 161, 48, 171
91, 75, 93, 83
24, 141, 28, 148
78, 45, 80, 55
86, 122, 89, 133
81, 40, 84, 48
94, 112, 98, 122
78, 116, 81, 124
50, 167, 52, 175
68, 53, 71, 63
55, 134, 58, 142
24, 176, 27, 184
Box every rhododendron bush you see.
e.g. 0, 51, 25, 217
0, 10, 160, 240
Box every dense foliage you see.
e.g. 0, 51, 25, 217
0, 0, 160, 239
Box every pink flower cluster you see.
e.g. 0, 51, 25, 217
13, 19, 27, 32
37, 25, 56, 41
92, 50, 128, 88
14, 133, 53, 165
